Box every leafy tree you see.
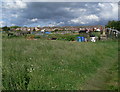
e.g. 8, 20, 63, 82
10, 26, 20, 29
2, 26, 10, 32
106, 20, 120, 31
54, 29, 59, 32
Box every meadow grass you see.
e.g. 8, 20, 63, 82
2, 38, 118, 90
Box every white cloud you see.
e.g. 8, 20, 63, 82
3, 0, 27, 9
72, 8, 87, 12
0, 21, 5, 27
31, 18, 38, 22
48, 21, 64, 27
11, 24, 15, 26
70, 19, 81, 24
11, 14, 19, 18
70, 14, 99, 24
48, 24, 55, 27
85, 15, 99, 21
98, 3, 118, 20
70, 18, 86, 24
16, 1, 27, 8
96, 8, 100, 11
48, 22, 56, 27
98, 3, 105, 8
85, 4, 88, 7
64, 7, 86, 12
57, 22, 64, 25
110, 3, 118, 18
78, 9, 87, 12
64, 7, 71, 11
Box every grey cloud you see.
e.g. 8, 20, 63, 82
2, 2, 118, 27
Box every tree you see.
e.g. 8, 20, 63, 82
106, 20, 120, 31
54, 29, 59, 32
10, 26, 20, 29
2, 26, 10, 32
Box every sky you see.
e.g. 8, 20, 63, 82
0, 0, 119, 27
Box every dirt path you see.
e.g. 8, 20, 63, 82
80, 58, 118, 90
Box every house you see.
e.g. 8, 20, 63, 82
41, 29, 45, 33
35, 27, 40, 31
95, 28, 101, 32
79, 30, 87, 33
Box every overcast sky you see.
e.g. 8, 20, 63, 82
0, 0, 118, 27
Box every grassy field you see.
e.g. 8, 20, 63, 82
2, 37, 118, 90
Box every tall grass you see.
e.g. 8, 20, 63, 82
2, 38, 118, 90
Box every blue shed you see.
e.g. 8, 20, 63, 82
77, 36, 82, 42
81, 37, 85, 42
45, 32, 51, 34
77, 36, 85, 42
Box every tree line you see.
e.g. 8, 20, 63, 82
105, 20, 120, 31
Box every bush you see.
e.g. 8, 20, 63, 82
52, 34, 77, 41
34, 35, 41, 39
62, 35, 76, 41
